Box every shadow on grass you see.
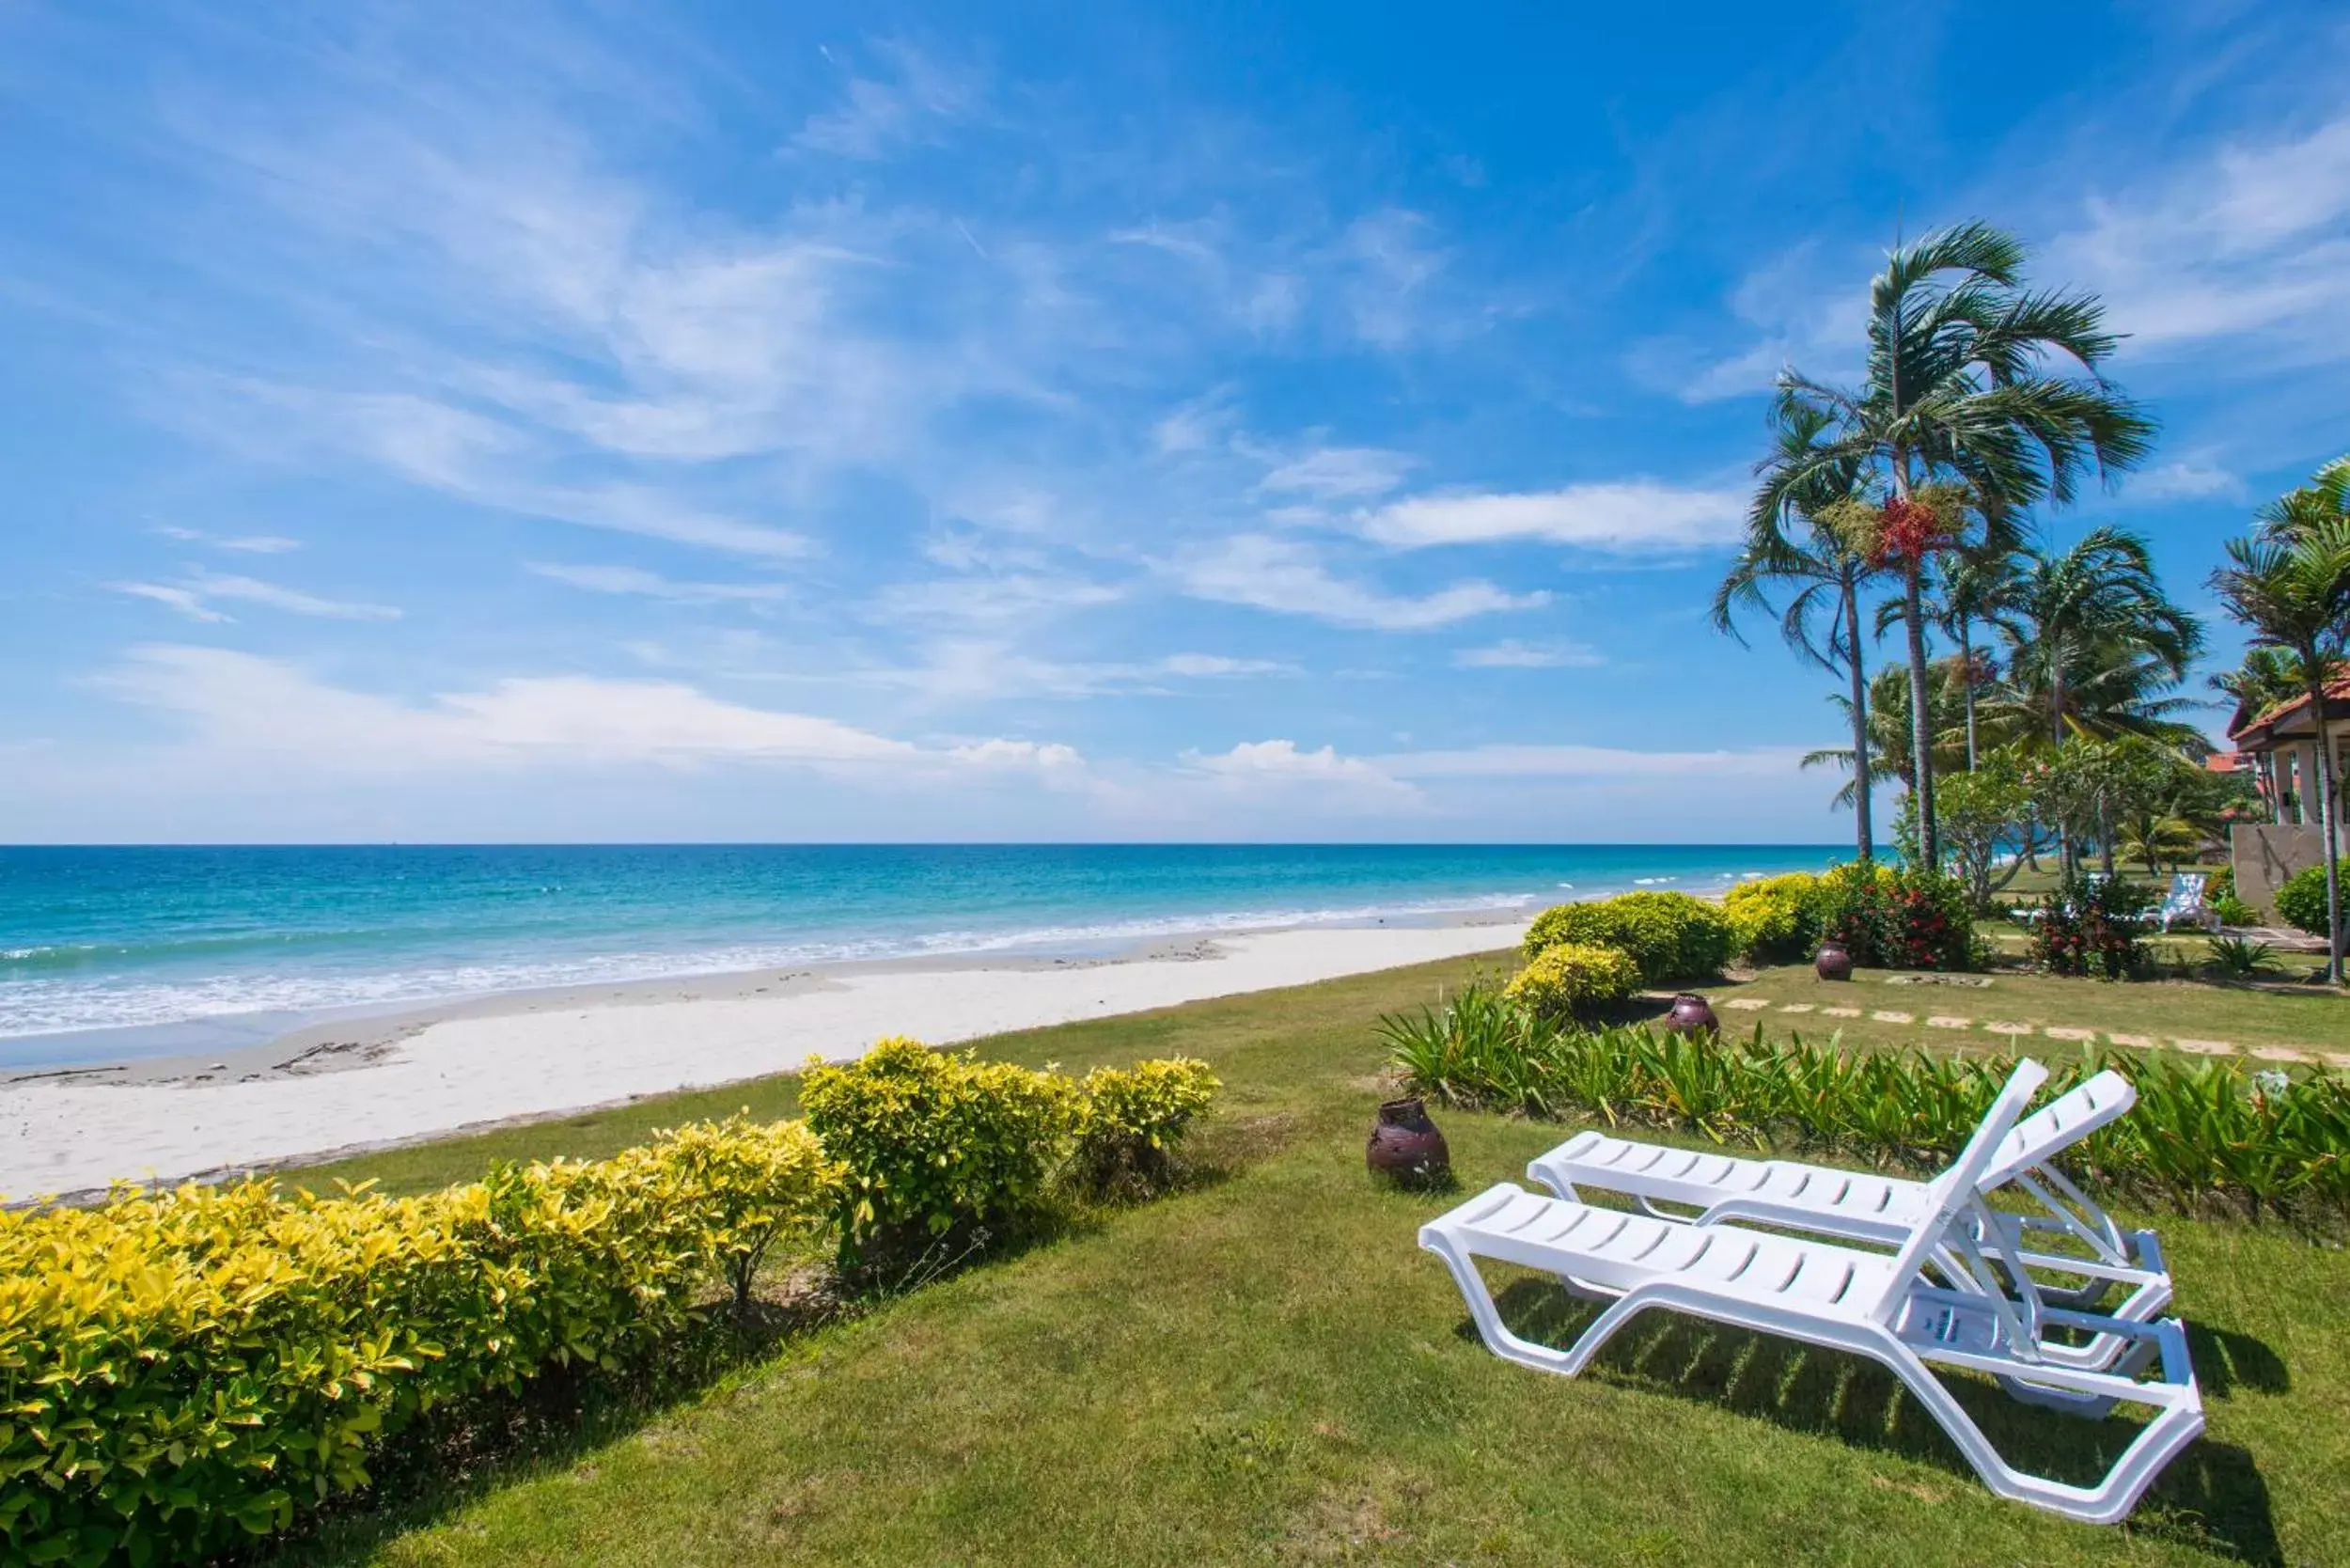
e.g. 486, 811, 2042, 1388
1463, 1278, 2282, 1565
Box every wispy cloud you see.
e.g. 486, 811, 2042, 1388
1374, 743, 1812, 779
111, 572, 400, 622
92, 645, 1080, 776
789, 40, 981, 160
1253, 444, 1417, 503
1452, 639, 1605, 669
154, 526, 303, 554
1357, 481, 1746, 552
527, 562, 799, 603
2125, 459, 2247, 503
1166, 535, 1544, 630
2049, 114, 2350, 362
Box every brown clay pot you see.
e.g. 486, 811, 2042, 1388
1368, 1097, 1450, 1187
1816, 939, 1855, 981
1664, 993, 1718, 1036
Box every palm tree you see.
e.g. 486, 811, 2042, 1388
1873, 541, 2024, 771
1718, 400, 1884, 860
2209, 479, 2350, 984
2210, 646, 2304, 731
1997, 526, 2201, 752
1803, 657, 1977, 805
1756, 222, 2154, 870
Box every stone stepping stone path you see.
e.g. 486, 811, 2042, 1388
1713, 995, 2346, 1072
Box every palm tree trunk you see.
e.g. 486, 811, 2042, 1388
2311, 693, 2344, 986
1903, 561, 1938, 869
1842, 578, 1873, 862
1959, 619, 1978, 770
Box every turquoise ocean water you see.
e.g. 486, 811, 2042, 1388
0, 844, 1844, 1066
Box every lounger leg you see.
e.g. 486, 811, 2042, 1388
1869, 1330, 2203, 1526
1421, 1232, 1590, 1377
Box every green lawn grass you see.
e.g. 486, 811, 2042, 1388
278, 953, 2346, 1566
1710, 961, 2348, 1058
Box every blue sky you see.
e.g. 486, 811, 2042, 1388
3, 0, 2345, 843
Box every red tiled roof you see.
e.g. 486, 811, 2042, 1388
2230, 673, 2350, 744
2204, 752, 2248, 772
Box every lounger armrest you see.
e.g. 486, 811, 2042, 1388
1695, 1195, 1912, 1244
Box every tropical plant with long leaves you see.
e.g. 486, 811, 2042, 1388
1996, 525, 2202, 748
2210, 645, 2305, 733
2209, 468, 2350, 983
1718, 400, 1885, 858
1756, 222, 2154, 869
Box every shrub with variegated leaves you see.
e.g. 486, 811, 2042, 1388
1070, 1058, 1221, 1196
0, 1117, 835, 1566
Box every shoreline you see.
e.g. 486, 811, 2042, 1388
0, 916, 1528, 1199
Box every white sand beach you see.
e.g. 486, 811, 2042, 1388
0, 920, 1525, 1199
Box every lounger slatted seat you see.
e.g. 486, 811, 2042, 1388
1421, 1061, 2203, 1525
1525, 1069, 2170, 1333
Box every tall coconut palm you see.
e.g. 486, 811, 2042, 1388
2212, 474, 2350, 983
1756, 222, 2154, 870
1717, 401, 1883, 859
1873, 540, 2025, 771
1997, 526, 2203, 746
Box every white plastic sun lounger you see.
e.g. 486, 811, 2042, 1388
1525, 1069, 2170, 1332
1421, 1062, 2203, 1525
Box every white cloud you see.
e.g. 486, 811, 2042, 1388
154, 526, 303, 554
1167, 534, 1544, 630
2046, 115, 2350, 361
1177, 738, 1418, 804
1256, 445, 1417, 502
789, 41, 979, 160
2126, 459, 2247, 502
527, 562, 797, 603
1452, 639, 1605, 669
1333, 209, 1449, 349
1357, 480, 1746, 551
948, 737, 1086, 770
1374, 743, 1812, 779
111, 572, 400, 622
1158, 652, 1290, 677
111, 583, 231, 623
868, 572, 1125, 628
90, 645, 1078, 777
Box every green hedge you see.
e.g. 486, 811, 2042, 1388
1504, 942, 1641, 1020
0, 1117, 837, 1566
1524, 891, 1734, 984
6, 1043, 1223, 1565
2276, 864, 2338, 938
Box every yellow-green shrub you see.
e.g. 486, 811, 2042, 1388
1070, 1058, 1221, 1195
1524, 891, 1734, 984
1505, 941, 1641, 1020
801, 1036, 1082, 1256
634, 1114, 840, 1310
1723, 871, 1822, 963
0, 1118, 833, 1566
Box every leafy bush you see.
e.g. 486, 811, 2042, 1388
1810, 861, 1973, 970
1069, 1058, 1221, 1196
2204, 935, 2284, 980
2275, 864, 2338, 937
1523, 891, 1734, 984
649, 1114, 840, 1310
2211, 891, 2259, 927
2030, 875, 2156, 980
1505, 942, 1641, 1020
1385, 992, 2350, 1215
1723, 872, 1822, 963
0, 1118, 835, 1566
801, 1036, 1082, 1258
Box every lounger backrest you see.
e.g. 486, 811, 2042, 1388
1872, 1058, 2050, 1325
1977, 1069, 2136, 1190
